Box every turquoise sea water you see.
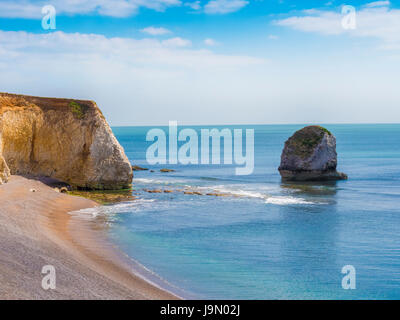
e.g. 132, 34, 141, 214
100, 124, 399, 299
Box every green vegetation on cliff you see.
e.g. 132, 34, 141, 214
287, 126, 331, 159
317, 126, 332, 136
69, 101, 87, 119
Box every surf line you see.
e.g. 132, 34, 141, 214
145, 121, 254, 175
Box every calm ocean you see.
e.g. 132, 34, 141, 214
89, 124, 400, 299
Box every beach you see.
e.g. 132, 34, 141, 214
0, 175, 177, 300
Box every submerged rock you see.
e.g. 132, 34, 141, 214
205, 192, 230, 197
143, 189, 163, 193
278, 126, 347, 181
68, 189, 135, 204
160, 168, 175, 173
0, 92, 133, 189
132, 165, 149, 171
184, 191, 203, 195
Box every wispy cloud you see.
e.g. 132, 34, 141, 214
141, 27, 172, 36
204, 0, 249, 14
276, 11, 343, 35
161, 37, 192, 47
364, 1, 390, 8
0, 0, 251, 18
0, 29, 267, 125
204, 38, 219, 46
0, 0, 182, 18
184, 1, 201, 11
0, 30, 263, 68
275, 3, 400, 50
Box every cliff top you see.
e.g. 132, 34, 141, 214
0, 92, 104, 120
285, 125, 332, 159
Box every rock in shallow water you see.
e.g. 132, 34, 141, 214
278, 126, 348, 181
132, 165, 149, 171
160, 168, 175, 173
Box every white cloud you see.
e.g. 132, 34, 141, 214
204, 0, 248, 14
364, 1, 390, 8
204, 38, 219, 46
184, 1, 201, 10
0, 30, 269, 125
275, 5, 400, 50
141, 27, 171, 36
162, 37, 192, 47
0, 0, 250, 18
0, 1, 42, 19
268, 35, 279, 40
0, 0, 182, 18
0, 29, 398, 125
276, 11, 343, 35
0, 30, 262, 68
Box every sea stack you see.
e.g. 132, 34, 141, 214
278, 126, 347, 181
0, 92, 133, 189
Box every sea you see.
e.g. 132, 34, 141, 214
77, 124, 400, 299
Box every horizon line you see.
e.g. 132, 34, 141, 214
110, 122, 400, 128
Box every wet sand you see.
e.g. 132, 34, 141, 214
0, 175, 178, 299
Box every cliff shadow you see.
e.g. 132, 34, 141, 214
19, 174, 72, 189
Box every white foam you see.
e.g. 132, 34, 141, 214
264, 196, 313, 205
197, 184, 316, 206
69, 199, 155, 218
213, 187, 266, 199
195, 183, 273, 199
134, 178, 187, 185
214, 188, 314, 205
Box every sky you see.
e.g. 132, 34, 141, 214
0, 0, 399, 125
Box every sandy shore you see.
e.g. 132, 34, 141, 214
0, 176, 178, 299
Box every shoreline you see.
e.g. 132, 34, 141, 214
0, 175, 179, 299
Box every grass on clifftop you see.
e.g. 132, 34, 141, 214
317, 126, 332, 136
69, 101, 87, 119
287, 126, 331, 159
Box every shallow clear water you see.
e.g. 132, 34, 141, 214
100, 124, 399, 299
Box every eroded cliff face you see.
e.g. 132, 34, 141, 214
0, 93, 133, 189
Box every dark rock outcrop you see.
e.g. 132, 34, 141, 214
0, 92, 133, 189
160, 168, 175, 173
132, 165, 149, 171
278, 126, 347, 181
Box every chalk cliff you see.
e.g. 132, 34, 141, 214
278, 126, 347, 181
0, 93, 133, 189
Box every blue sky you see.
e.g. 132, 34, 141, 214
0, 0, 399, 125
